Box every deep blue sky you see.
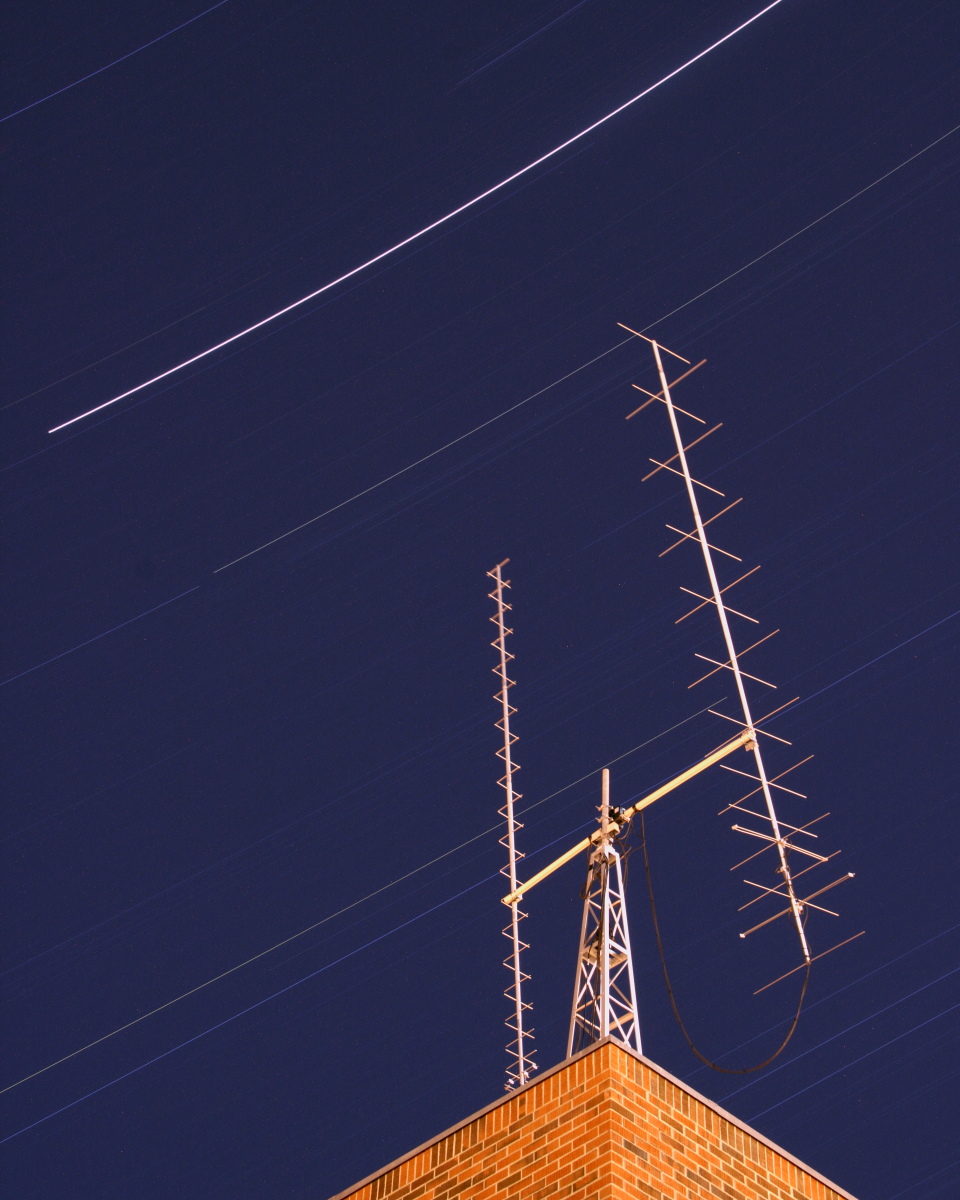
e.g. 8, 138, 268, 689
2, 2, 958, 1197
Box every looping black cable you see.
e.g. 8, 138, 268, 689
636, 812, 810, 1074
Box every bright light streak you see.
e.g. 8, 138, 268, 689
0, 798, 651, 1139
48, 1, 787, 434
789, 606, 960, 709
0, 870, 495, 1144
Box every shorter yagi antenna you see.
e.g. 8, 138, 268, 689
488, 560, 535, 1090
621, 325, 863, 992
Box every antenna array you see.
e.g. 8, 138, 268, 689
491, 327, 861, 1064
620, 324, 861, 989
488, 561, 536, 1090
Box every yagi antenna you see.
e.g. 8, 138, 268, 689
624, 329, 862, 991
488, 560, 535, 1090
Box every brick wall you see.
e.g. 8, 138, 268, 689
331, 1039, 856, 1200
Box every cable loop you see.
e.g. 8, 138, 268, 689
637, 812, 809, 1073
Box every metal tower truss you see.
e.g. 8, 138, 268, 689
488, 560, 536, 1090
619, 323, 862, 990
568, 769, 641, 1057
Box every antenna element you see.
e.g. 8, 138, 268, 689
488, 560, 536, 1090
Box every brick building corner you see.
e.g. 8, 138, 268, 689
329, 1037, 856, 1200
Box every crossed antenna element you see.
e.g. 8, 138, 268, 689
489, 561, 535, 1091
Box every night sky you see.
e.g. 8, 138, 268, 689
3, 2, 959, 1197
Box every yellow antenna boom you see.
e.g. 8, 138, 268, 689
501, 728, 754, 906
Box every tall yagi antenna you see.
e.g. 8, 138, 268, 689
568, 768, 641, 1057
621, 323, 862, 991
488, 560, 535, 1090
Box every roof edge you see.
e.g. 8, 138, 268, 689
327, 1038, 858, 1200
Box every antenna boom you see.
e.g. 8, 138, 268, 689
502, 728, 754, 906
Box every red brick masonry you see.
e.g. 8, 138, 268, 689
331, 1038, 856, 1200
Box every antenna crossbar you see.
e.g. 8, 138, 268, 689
680, 588, 757, 622
741, 879, 841, 918
672, 537, 742, 563
676, 565, 761, 623
720, 762, 807, 798
690, 657, 776, 689
630, 387, 706, 423
727, 805, 824, 836
738, 853, 842, 911
709, 707, 792, 744
643, 424, 722, 480
729, 825, 829, 863
754, 932, 865, 994
661, 499, 743, 557
647, 458, 726, 496
739, 873, 855, 940
717, 755, 813, 811
616, 322, 690, 363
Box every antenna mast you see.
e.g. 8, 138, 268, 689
568, 768, 641, 1056
488, 560, 535, 1090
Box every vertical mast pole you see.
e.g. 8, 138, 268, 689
650, 342, 810, 962
598, 768, 611, 1039
488, 560, 535, 1090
